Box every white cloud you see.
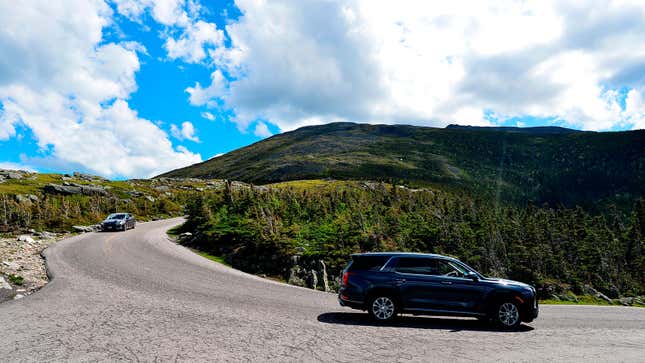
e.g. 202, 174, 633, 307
200, 111, 215, 120
165, 20, 224, 63
171, 121, 200, 142
114, 0, 223, 64
253, 122, 272, 138
191, 0, 645, 132
186, 70, 226, 107
0, 0, 201, 178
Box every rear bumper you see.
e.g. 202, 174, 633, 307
338, 294, 365, 310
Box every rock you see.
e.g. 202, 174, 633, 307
44, 183, 108, 196
617, 297, 635, 306
73, 172, 107, 182
44, 183, 82, 195
0, 275, 16, 302
288, 266, 306, 287
79, 185, 108, 196
17, 235, 35, 244
319, 260, 330, 292
310, 269, 318, 290
127, 190, 144, 197
154, 186, 170, 192
145, 195, 155, 202
14, 194, 32, 204
72, 225, 98, 233
0, 170, 23, 179
34, 231, 56, 239
28, 194, 40, 202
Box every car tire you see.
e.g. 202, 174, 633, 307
368, 295, 398, 322
493, 300, 521, 330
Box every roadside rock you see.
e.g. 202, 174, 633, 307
288, 265, 306, 287
0, 275, 16, 302
319, 260, 330, 292
17, 235, 35, 244
73, 172, 107, 182
72, 225, 100, 233
44, 183, 108, 196
583, 285, 613, 304
0, 170, 23, 179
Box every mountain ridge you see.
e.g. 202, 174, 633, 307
160, 122, 645, 209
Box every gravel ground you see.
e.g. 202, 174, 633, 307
0, 218, 643, 362
0, 232, 69, 300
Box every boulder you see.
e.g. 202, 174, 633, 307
14, 194, 31, 204
319, 260, 330, 292
73, 172, 107, 182
288, 266, 306, 287
44, 183, 108, 196
44, 184, 82, 195
72, 225, 99, 233
0, 170, 23, 179
310, 269, 319, 290
0, 275, 16, 303
17, 235, 35, 244
34, 231, 56, 239
145, 195, 156, 202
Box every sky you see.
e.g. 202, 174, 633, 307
0, 0, 644, 179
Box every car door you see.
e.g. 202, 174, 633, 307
392, 257, 444, 310
425, 259, 487, 312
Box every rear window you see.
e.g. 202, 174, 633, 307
347, 255, 390, 271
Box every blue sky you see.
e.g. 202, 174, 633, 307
0, 1, 643, 178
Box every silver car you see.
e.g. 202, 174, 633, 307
101, 213, 136, 231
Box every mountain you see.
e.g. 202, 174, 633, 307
160, 122, 645, 209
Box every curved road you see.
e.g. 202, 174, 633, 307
0, 218, 643, 362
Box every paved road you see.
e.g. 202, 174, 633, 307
0, 218, 643, 362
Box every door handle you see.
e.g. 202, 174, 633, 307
441, 281, 452, 285
395, 278, 406, 285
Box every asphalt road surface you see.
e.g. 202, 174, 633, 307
1, 218, 643, 362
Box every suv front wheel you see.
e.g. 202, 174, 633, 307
494, 300, 521, 329
368, 295, 397, 321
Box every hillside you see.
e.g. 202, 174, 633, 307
159, 122, 645, 209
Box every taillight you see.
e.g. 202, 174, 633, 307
342, 271, 353, 287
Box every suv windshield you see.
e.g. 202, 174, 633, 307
108, 214, 126, 220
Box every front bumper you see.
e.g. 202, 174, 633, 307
101, 223, 123, 230
521, 299, 539, 322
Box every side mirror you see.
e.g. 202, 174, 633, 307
464, 271, 479, 281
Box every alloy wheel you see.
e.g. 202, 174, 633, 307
498, 302, 519, 327
372, 297, 395, 320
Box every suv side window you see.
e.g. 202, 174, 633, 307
395, 257, 466, 278
394, 257, 435, 275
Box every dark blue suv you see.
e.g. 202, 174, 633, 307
338, 252, 538, 329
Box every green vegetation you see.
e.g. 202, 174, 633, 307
160, 123, 645, 211
193, 250, 230, 266
8, 274, 23, 286
0, 172, 218, 233
178, 180, 644, 299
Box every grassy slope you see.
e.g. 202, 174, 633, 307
159, 122, 645, 210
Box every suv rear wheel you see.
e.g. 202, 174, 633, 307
368, 295, 397, 321
494, 300, 521, 329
